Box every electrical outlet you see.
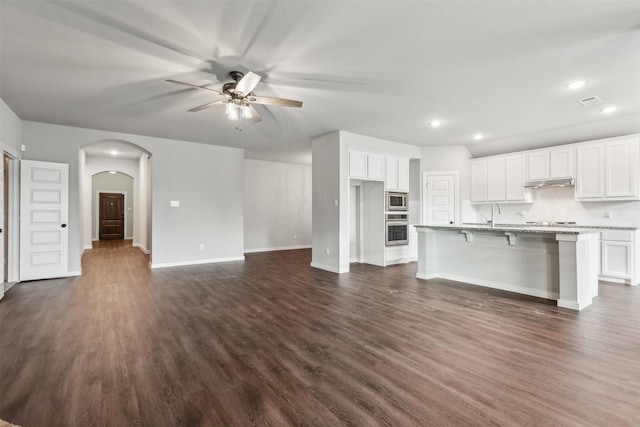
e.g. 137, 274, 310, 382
325, 248, 330, 255
199, 244, 205, 251
293, 234, 297, 240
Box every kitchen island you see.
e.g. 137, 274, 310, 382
414, 224, 600, 311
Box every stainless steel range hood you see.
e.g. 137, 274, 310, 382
524, 178, 575, 189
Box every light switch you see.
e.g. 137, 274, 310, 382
170, 201, 180, 207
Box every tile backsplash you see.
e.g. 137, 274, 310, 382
473, 187, 640, 227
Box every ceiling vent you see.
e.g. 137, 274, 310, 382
577, 96, 603, 107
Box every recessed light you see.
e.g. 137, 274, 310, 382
567, 80, 587, 90
110, 150, 118, 156
109, 171, 117, 174
429, 120, 441, 128
473, 133, 484, 141
601, 106, 617, 113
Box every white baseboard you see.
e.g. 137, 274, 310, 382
310, 262, 349, 274
598, 276, 631, 285
416, 272, 558, 301
416, 272, 438, 280
244, 244, 311, 254
133, 243, 149, 254
557, 298, 591, 311
150, 256, 245, 269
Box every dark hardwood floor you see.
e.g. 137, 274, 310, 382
1, 241, 639, 426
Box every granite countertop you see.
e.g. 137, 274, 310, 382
414, 224, 602, 235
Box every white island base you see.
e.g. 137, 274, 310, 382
415, 226, 600, 311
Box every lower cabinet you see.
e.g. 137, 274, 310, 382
599, 229, 638, 285
385, 245, 409, 266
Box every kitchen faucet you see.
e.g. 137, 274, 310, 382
488, 203, 502, 228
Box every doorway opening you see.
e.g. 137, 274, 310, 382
81, 140, 152, 260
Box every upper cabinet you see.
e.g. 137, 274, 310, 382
471, 134, 638, 204
349, 149, 385, 181
386, 156, 409, 192
505, 155, 529, 201
576, 136, 639, 201
575, 143, 604, 199
471, 154, 529, 203
526, 146, 574, 181
349, 149, 410, 190
470, 159, 488, 203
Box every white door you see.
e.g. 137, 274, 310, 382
20, 160, 69, 281
424, 174, 456, 225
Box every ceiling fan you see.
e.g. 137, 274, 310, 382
167, 71, 303, 127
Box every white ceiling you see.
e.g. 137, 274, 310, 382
1, 1, 639, 164
83, 140, 146, 160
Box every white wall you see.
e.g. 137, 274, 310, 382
420, 146, 475, 223
21, 121, 245, 271
92, 172, 134, 239
1, 98, 21, 153
341, 131, 422, 158
136, 153, 150, 253
244, 159, 311, 252
311, 132, 343, 272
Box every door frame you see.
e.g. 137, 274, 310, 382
349, 183, 363, 263
4, 147, 20, 283
94, 190, 128, 241
422, 171, 459, 225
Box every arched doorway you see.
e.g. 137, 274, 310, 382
80, 140, 152, 257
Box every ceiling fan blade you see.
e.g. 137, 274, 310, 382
188, 99, 226, 112
248, 96, 303, 108
249, 105, 262, 123
166, 79, 222, 94
235, 71, 261, 96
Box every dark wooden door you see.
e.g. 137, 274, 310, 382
99, 193, 125, 240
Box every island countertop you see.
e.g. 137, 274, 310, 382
414, 224, 603, 235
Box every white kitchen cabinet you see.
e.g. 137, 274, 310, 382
549, 147, 574, 178
576, 142, 604, 199
349, 150, 367, 178
526, 151, 549, 181
526, 147, 574, 181
600, 229, 638, 285
505, 155, 529, 201
487, 157, 505, 201
397, 157, 409, 191
471, 155, 529, 203
385, 156, 409, 191
470, 159, 488, 203
606, 137, 639, 198
576, 136, 639, 201
349, 150, 385, 181
368, 153, 385, 180
385, 245, 408, 266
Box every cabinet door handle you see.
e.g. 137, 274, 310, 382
61, 224, 67, 228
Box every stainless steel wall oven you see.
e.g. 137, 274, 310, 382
386, 213, 408, 246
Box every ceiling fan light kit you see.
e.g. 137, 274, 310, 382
167, 70, 303, 131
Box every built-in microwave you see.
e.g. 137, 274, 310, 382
386, 191, 408, 211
